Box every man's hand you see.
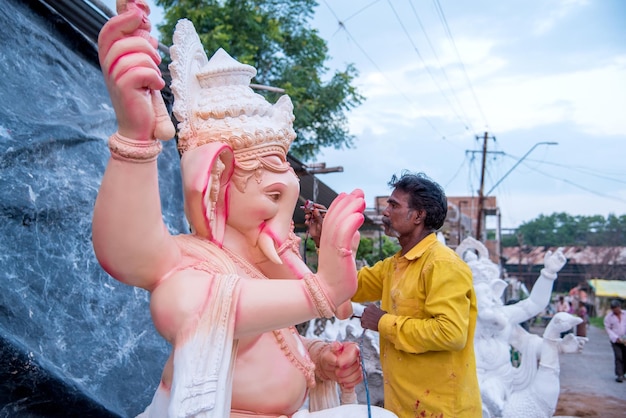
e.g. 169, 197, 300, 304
360, 303, 386, 332
303, 201, 326, 248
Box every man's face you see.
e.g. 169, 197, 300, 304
381, 189, 417, 238
612, 305, 622, 315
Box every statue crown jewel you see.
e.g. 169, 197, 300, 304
169, 19, 296, 159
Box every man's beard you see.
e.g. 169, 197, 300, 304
382, 217, 400, 238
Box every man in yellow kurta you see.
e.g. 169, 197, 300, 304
308, 171, 482, 418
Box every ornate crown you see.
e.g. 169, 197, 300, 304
169, 19, 296, 160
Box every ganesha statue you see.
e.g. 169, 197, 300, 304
457, 237, 586, 418
93, 1, 396, 417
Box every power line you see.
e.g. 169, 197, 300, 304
517, 160, 626, 204
443, 156, 469, 189
432, 0, 491, 131
487, 149, 626, 204
321, 0, 446, 138
342, 0, 381, 23
486, 142, 557, 195
321, 1, 493, 142
386, 0, 472, 133
406, 0, 476, 135
522, 157, 626, 185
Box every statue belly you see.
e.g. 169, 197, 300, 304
232, 331, 309, 415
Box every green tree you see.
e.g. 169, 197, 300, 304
501, 212, 626, 247
603, 214, 626, 246
302, 234, 400, 271
156, 0, 363, 160
357, 235, 400, 266
356, 236, 375, 261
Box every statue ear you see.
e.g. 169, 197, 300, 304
180, 143, 234, 245
490, 278, 508, 298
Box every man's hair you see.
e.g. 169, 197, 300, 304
610, 299, 622, 309
388, 171, 447, 230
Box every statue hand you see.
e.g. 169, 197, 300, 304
543, 250, 566, 275
316, 190, 365, 307
98, 1, 174, 141
318, 342, 363, 390
335, 300, 354, 320
559, 334, 588, 353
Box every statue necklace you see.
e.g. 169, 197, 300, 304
221, 246, 316, 388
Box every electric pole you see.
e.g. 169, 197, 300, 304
476, 132, 495, 241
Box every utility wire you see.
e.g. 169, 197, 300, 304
322, 0, 446, 138
516, 160, 626, 204
342, 0, 381, 23
406, 0, 476, 135
323, 0, 380, 37
522, 157, 626, 185
492, 151, 626, 204
386, 0, 471, 135
322, 0, 487, 142
432, 0, 491, 131
443, 156, 470, 190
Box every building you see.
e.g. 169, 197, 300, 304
501, 246, 626, 294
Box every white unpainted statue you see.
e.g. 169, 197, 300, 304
501, 312, 584, 418
456, 237, 587, 418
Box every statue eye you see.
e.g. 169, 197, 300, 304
267, 192, 281, 202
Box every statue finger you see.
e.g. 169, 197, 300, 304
152, 90, 175, 140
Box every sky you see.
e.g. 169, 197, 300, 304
102, 0, 626, 229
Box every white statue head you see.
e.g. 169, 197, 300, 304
456, 237, 501, 286
457, 237, 509, 335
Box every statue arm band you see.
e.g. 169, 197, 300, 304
303, 273, 336, 319
108, 132, 162, 163
540, 268, 557, 281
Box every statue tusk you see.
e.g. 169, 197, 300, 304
257, 232, 283, 265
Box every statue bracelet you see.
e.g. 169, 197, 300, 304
302, 273, 336, 319
108, 132, 162, 163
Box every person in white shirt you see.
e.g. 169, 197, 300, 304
603, 299, 626, 383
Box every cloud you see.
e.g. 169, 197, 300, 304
349, 20, 626, 140
531, 0, 590, 36
475, 55, 626, 135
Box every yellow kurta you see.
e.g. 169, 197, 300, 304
353, 233, 482, 418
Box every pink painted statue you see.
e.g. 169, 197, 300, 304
93, 1, 396, 417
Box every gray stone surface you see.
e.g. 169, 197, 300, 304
0, 0, 186, 416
